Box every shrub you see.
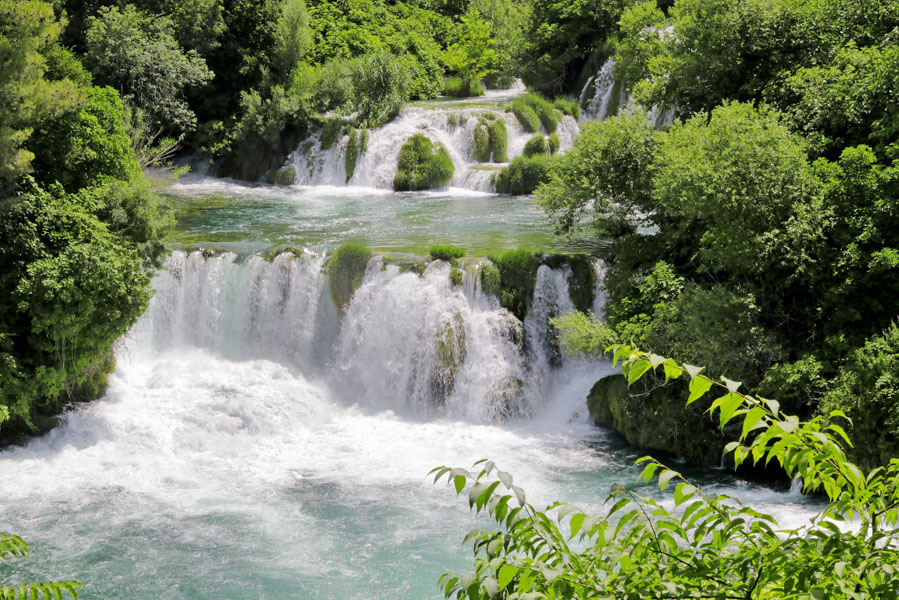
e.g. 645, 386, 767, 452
361, 127, 369, 152
444, 76, 484, 97
554, 97, 580, 120
489, 249, 539, 320
449, 267, 463, 286
548, 132, 560, 155
510, 99, 540, 132
523, 134, 547, 157
429, 245, 467, 264
488, 118, 508, 162
345, 127, 359, 181
393, 134, 455, 191
328, 242, 372, 310
473, 122, 491, 162
494, 154, 554, 195
351, 51, 410, 127
320, 117, 342, 149
480, 263, 501, 297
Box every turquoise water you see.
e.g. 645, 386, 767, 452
0, 182, 820, 599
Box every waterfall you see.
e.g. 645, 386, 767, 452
580, 58, 676, 127
287, 84, 579, 192
135, 250, 604, 423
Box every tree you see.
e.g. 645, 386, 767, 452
443, 8, 496, 93
83, 4, 212, 133
434, 345, 899, 598
0, 1, 80, 190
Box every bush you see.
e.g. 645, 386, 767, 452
393, 134, 455, 191
480, 263, 501, 296
548, 132, 560, 155
328, 242, 372, 310
819, 324, 899, 470
494, 154, 554, 195
320, 117, 342, 149
489, 249, 539, 320
444, 76, 485, 98
429, 245, 467, 263
488, 118, 508, 162
510, 99, 540, 133
554, 97, 580, 120
472, 122, 491, 162
351, 51, 411, 127
523, 134, 547, 157
449, 267, 463, 286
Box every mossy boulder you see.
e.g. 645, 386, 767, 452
266, 166, 296, 185
328, 242, 372, 310
321, 117, 342, 149
345, 128, 359, 181
511, 94, 558, 133
429, 245, 466, 264
432, 312, 467, 403
495, 154, 554, 195
541, 253, 596, 313
473, 122, 491, 162
586, 375, 728, 466
480, 263, 501, 297
393, 134, 454, 191
449, 267, 463, 286
489, 250, 540, 321
523, 135, 547, 157
548, 133, 560, 155
488, 119, 508, 162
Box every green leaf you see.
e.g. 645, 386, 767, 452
741, 407, 766, 440
454, 475, 467, 495
687, 377, 713, 405
498, 565, 517, 591
717, 393, 744, 428
761, 397, 780, 418
626, 358, 652, 386
658, 469, 678, 490
663, 360, 682, 382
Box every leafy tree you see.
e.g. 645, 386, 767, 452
443, 8, 496, 94
435, 346, 899, 598
468, 0, 529, 86
0, 534, 81, 599
83, 4, 213, 132
0, 0, 80, 190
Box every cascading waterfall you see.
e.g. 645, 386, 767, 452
135, 250, 601, 423
580, 58, 675, 128
287, 86, 579, 192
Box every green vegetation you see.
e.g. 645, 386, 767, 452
344, 127, 358, 181
509, 99, 540, 133
487, 119, 507, 162
393, 134, 454, 191
510, 93, 557, 133
480, 263, 501, 297
494, 154, 554, 195
553, 97, 579, 120
472, 122, 490, 162
443, 8, 495, 98
522, 135, 547, 157
320, 117, 342, 150
436, 347, 899, 598
327, 241, 372, 311
488, 250, 539, 321
547, 133, 560, 155
449, 267, 463, 287
429, 245, 466, 264
443, 76, 483, 98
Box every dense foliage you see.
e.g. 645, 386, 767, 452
393, 134, 454, 191
0, 2, 170, 438
328, 241, 372, 311
436, 347, 899, 598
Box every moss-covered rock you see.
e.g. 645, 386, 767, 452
266, 166, 296, 185
548, 133, 560, 155
450, 267, 463, 286
488, 119, 508, 162
429, 245, 466, 264
393, 134, 454, 191
542, 253, 596, 313
587, 376, 728, 466
510, 100, 540, 133
554, 97, 580, 120
345, 128, 359, 181
328, 242, 372, 310
473, 122, 491, 162
495, 154, 554, 195
432, 312, 467, 403
480, 263, 501, 297
523, 135, 547, 157
490, 250, 540, 321
321, 117, 342, 149
512, 94, 558, 133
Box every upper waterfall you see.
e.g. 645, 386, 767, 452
579, 58, 675, 127
285, 82, 580, 192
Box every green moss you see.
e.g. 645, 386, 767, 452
328, 241, 372, 310
345, 128, 359, 181
266, 166, 295, 185
393, 134, 455, 191
450, 267, 463, 286
473, 122, 491, 162
444, 76, 484, 98
447, 113, 459, 128
481, 263, 501, 296
321, 117, 342, 150
488, 119, 508, 162
495, 154, 555, 195
490, 250, 540, 321
554, 97, 580, 120
511, 100, 540, 133
563, 254, 596, 313
523, 135, 547, 157
361, 128, 369, 152
430, 245, 466, 264
548, 133, 560, 155
432, 312, 467, 402
587, 376, 727, 466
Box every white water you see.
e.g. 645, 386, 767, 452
580, 58, 675, 128
0, 250, 823, 598
288, 84, 579, 192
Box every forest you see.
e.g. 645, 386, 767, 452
2, 0, 899, 598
